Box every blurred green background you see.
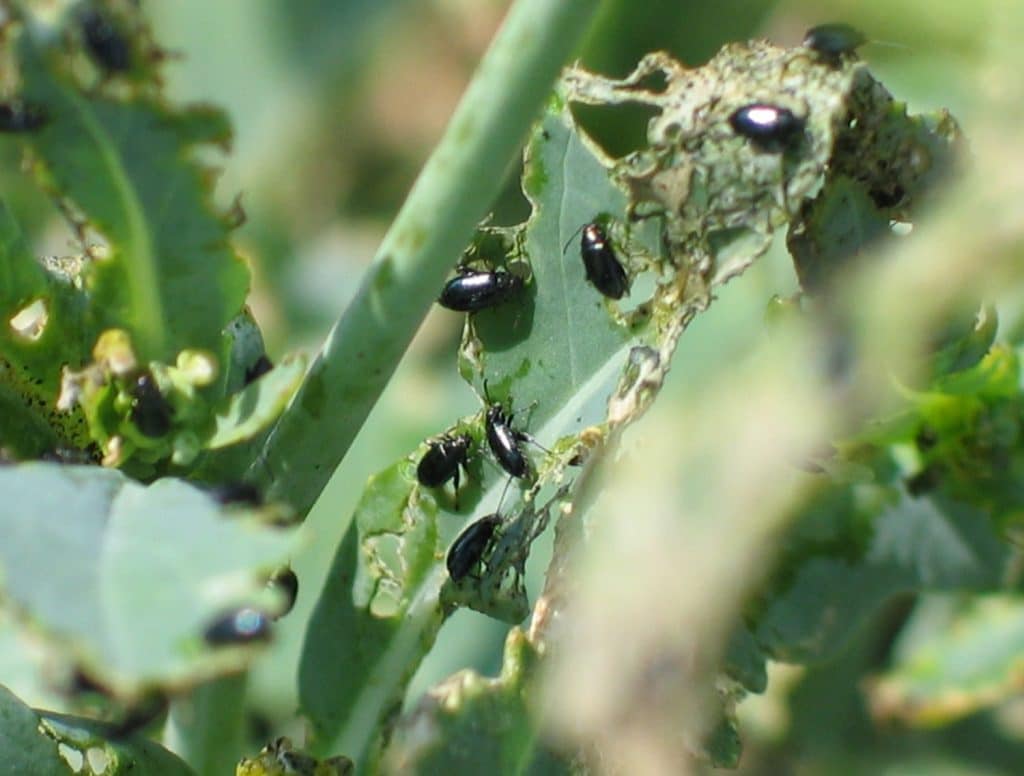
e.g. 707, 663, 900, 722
3, 0, 1011, 770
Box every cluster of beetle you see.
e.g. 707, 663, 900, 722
426, 209, 633, 583
427, 22, 867, 586
1, 10, 865, 616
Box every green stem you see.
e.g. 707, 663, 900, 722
248, 0, 605, 517
162, 673, 247, 776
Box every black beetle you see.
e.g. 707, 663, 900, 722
579, 223, 629, 299
203, 607, 271, 646
729, 104, 805, 153
803, 23, 867, 62
417, 433, 473, 498
446, 513, 501, 581
438, 269, 522, 312
79, 8, 132, 72
130, 372, 172, 437
267, 567, 298, 618
108, 693, 169, 739
0, 100, 49, 133
206, 481, 263, 507
243, 354, 273, 386
486, 403, 530, 479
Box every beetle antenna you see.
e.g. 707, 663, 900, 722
495, 474, 514, 514
518, 431, 551, 455
561, 223, 587, 255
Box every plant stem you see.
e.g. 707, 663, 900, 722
163, 673, 247, 776
248, 0, 605, 517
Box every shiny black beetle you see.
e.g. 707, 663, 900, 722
438, 269, 522, 312
206, 481, 263, 507
579, 222, 629, 299
485, 403, 530, 479
0, 100, 49, 133
130, 372, 172, 438
267, 567, 299, 618
803, 23, 867, 62
417, 433, 473, 498
729, 104, 805, 153
446, 513, 502, 581
79, 8, 132, 72
203, 607, 272, 646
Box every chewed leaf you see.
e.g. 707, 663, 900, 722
13, 14, 248, 363
206, 355, 307, 449
301, 103, 650, 764
0, 464, 300, 697
470, 103, 643, 421
38, 707, 195, 776
380, 629, 545, 773
0, 684, 194, 776
0, 201, 92, 453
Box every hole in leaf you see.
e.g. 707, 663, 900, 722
57, 743, 85, 772
9, 298, 48, 341
86, 747, 110, 773
370, 578, 402, 618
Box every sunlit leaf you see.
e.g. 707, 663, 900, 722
14, 12, 248, 364
0, 463, 299, 697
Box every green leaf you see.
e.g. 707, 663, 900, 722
380, 628, 546, 774
869, 594, 1024, 725
0, 685, 68, 776
0, 463, 299, 696
2, 682, 196, 775
757, 494, 1010, 663
206, 355, 307, 449
39, 708, 195, 776
723, 624, 768, 695
14, 16, 248, 363
0, 200, 91, 452
787, 176, 890, 292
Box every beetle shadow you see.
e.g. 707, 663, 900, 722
469, 279, 536, 352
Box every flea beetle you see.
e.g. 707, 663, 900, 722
267, 567, 299, 618
417, 433, 473, 505
446, 513, 501, 581
485, 403, 530, 479
207, 481, 263, 507
729, 104, 804, 152
203, 607, 271, 645
130, 372, 172, 437
438, 269, 522, 312
803, 23, 867, 62
79, 8, 132, 72
0, 100, 49, 133
579, 223, 629, 299
243, 354, 273, 386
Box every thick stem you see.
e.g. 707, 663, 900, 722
163, 673, 247, 776
248, 0, 605, 517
